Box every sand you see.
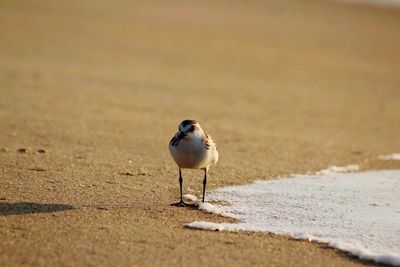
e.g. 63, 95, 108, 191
1, 0, 400, 266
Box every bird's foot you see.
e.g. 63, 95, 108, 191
171, 201, 186, 207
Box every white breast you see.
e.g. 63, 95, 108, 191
169, 134, 218, 170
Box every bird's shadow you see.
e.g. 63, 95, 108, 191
0, 202, 75, 216
170, 202, 199, 209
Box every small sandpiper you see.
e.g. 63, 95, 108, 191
169, 120, 219, 206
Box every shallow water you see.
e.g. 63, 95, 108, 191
187, 169, 400, 266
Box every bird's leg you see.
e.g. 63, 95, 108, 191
179, 168, 184, 204
202, 169, 207, 203
172, 169, 186, 207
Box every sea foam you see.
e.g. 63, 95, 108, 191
379, 153, 400, 160
333, 0, 400, 8
187, 169, 400, 266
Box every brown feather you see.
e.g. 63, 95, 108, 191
203, 132, 214, 150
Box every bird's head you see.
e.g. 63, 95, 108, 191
177, 119, 203, 139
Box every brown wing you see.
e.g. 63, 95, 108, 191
203, 132, 216, 150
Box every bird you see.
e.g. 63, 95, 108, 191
169, 120, 218, 206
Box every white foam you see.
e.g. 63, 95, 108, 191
317, 164, 359, 175
332, 0, 400, 8
379, 153, 400, 160
183, 194, 198, 204
188, 170, 400, 266
198, 202, 235, 217
198, 202, 218, 212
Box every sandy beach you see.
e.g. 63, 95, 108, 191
1, 0, 400, 266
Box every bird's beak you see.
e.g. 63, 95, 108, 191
177, 131, 186, 140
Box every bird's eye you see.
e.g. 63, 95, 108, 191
189, 125, 195, 132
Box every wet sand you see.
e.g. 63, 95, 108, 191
1, 0, 400, 266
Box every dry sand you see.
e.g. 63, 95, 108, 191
1, 0, 400, 266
